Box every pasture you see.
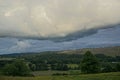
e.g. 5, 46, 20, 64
0, 72, 120, 80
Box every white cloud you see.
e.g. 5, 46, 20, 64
0, 0, 120, 39
8, 40, 31, 53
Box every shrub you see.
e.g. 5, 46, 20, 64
2, 59, 31, 76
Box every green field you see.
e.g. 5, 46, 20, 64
32, 71, 68, 76
0, 72, 120, 80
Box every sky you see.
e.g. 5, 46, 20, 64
0, 0, 120, 54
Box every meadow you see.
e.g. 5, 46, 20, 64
0, 72, 120, 80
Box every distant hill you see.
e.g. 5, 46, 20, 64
0, 46, 120, 68
59, 46, 120, 56
1, 46, 120, 57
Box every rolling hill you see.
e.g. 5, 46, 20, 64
59, 46, 120, 56
0, 46, 120, 57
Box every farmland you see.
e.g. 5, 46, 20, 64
0, 72, 120, 80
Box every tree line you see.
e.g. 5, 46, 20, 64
0, 51, 120, 76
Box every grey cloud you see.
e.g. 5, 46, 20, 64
0, 26, 120, 54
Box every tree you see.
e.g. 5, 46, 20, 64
102, 63, 114, 72
81, 51, 100, 74
51, 64, 56, 70
29, 63, 36, 71
2, 60, 31, 76
36, 63, 49, 71
115, 63, 120, 72
51, 64, 69, 71
2, 63, 17, 76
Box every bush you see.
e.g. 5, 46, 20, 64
102, 63, 115, 72
2, 60, 31, 76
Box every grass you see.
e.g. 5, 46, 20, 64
32, 70, 82, 76
32, 71, 68, 76
0, 72, 120, 80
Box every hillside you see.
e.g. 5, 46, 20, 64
59, 46, 120, 56
0, 46, 120, 57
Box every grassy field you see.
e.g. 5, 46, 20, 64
0, 72, 120, 80
32, 71, 68, 76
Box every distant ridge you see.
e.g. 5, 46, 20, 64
59, 46, 120, 56
1, 46, 120, 57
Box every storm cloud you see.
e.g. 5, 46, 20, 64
0, 0, 120, 40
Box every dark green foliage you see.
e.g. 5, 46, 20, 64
0, 51, 120, 72
52, 73, 68, 76
81, 51, 100, 74
0, 60, 13, 70
29, 63, 36, 71
27, 53, 82, 64
36, 63, 49, 71
51, 64, 56, 70
51, 64, 69, 71
101, 63, 115, 72
2, 64, 17, 76
116, 56, 120, 61
115, 63, 120, 71
2, 60, 31, 76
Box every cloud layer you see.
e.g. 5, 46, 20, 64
0, 26, 120, 54
0, 0, 120, 39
